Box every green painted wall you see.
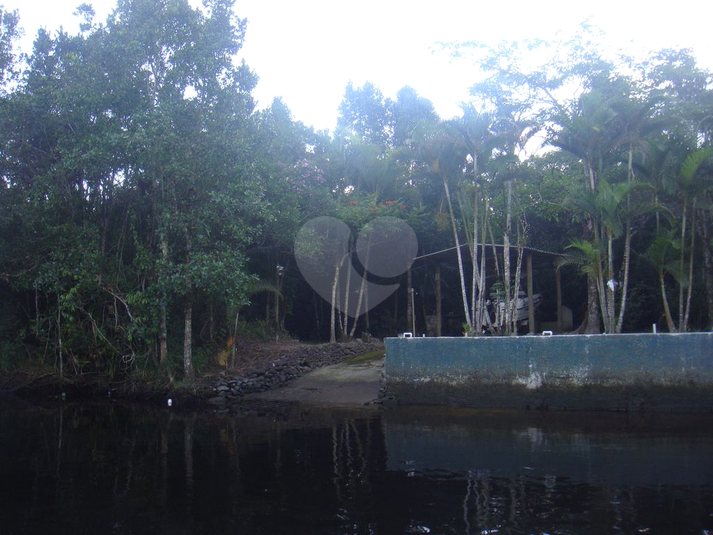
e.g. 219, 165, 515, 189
384, 334, 713, 412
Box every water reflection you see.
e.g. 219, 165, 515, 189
384, 408, 713, 534
0, 402, 711, 534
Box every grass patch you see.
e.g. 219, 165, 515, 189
345, 349, 385, 365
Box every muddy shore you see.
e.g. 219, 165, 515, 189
0, 340, 385, 408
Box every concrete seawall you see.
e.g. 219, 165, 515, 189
384, 334, 713, 412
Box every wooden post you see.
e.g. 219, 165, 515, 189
435, 264, 442, 337
275, 264, 284, 341
406, 268, 413, 334
411, 287, 416, 335
527, 254, 535, 334
556, 267, 563, 332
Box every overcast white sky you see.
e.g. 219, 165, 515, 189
3, 0, 712, 131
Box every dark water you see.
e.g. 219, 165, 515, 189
1, 399, 712, 535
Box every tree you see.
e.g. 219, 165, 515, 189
452, 105, 498, 334
651, 147, 713, 331
0, 0, 281, 379
0, 5, 20, 90
563, 178, 651, 333
391, 86, 438, 149
337, 81, 392, 146
644, 231, 680, 333
97, 0, 264, 379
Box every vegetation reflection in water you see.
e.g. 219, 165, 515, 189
1, 402, 712, 534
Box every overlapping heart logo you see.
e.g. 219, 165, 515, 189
294, 216, 418, 317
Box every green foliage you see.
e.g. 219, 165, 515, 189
644, 231, 682, 282
558, 238, 602, 279
0, 12, 713, 383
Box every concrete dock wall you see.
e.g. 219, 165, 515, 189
384, 334, 713, 412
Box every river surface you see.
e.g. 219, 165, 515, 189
1, 399, 712, 534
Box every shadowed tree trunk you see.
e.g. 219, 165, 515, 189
701, 213, 713, 330
183, 299, 194, 381
159, 233, 169, 366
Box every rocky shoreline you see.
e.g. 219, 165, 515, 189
209, 340, 384, 407
1, 340, 384, 408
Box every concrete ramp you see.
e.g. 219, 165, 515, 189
246, 358, 383, 407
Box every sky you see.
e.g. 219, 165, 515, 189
3, 0, 712, 132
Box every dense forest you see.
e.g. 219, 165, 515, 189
0, 0, 711, 381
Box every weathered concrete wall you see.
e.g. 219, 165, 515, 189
384, 334, 713, 412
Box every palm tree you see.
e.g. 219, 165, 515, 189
452, 105, 499, 334
453, 105, 536, 335
548, 78, 667, 333
548, 89, 623, 332
666, 148, 713, 331
564, 178, 652, 333
643, 231, 680, 332
557, 237, 605, 325
431, 130, 474, 332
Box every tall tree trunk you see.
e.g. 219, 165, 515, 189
595, 248, 608, 334
683, 200, 696, 331
660, 271, 677, 332
512, 238, 524, 336
606, 233, 615, 333
441, 170, 472, 331
182, 226, 194, 381
342, 249, 353, 339
435, 264, 442, 337
330, 260, 341, 343
701, 212, 713, 330
183, 299, 194, 381
585, 277, 601, 334
510, 216, 525, 335
231, 307, 240, 368
470, 165, 481, 333
503, 180, 512, 335
488, 216, 502, 279
330, 253, 348, 343
159, 233, 169, 366
616, 142, 635, 334
274, 283, 280, 342
313, 291, 321, 335
679, 199, 688, 330
365, 284, 370, 333
478, 202, 490, 333
350, 234, 371, 338
615, 221, 632, 333
57, 295, 63, 381
581, 212, 601, 334
583, 161, 601, 334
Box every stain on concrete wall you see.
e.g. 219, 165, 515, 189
384, 334, 713, 412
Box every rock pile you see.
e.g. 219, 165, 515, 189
209, 341, 384, 406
